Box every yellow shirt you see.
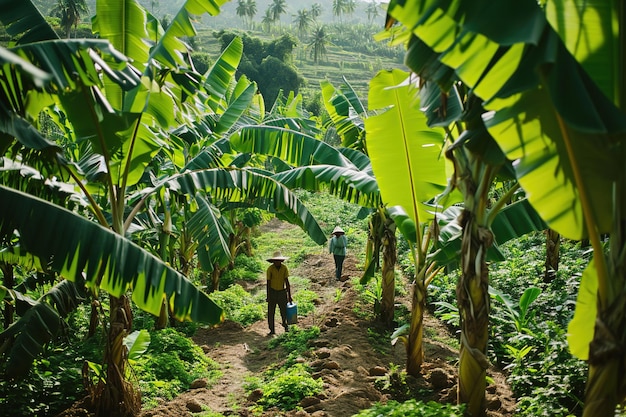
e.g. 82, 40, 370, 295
267, 263, 289, 291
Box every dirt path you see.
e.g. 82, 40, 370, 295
139, 253, 517, 417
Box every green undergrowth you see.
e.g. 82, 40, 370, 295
209, 284, 265, 327
354, 399, 465, 417
243, 326, 323, 411
134, 328, 222, 409
428, 232, 589, 416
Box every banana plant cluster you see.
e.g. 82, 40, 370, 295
0, 0, 330, 415
382, 0, 626, 416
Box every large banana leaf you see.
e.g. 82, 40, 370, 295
320, 78, 365, 149
545, 1, 618, 103
230, 125, 357, 168
386, 0, 626, 241
0, 300, 60, 378
0, 0, 58, 44
205, 37, 245, 116
271, 165, 382, 208
165, 168, 328, 244
365, 68, 449, 230
0, 279, 85, 378
187, 193, 233, 271
0, 185, 224, 324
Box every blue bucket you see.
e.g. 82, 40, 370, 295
286, 302, 298, 324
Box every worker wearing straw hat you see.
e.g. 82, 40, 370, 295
329, 226, 347, 281
266, 250, 292, 336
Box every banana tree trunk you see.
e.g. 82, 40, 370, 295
211, 264, 221, 293
544, 229, 560, 283
368, 211, 383, 272
583, 222, 626, 416
406, 279, 426, 376
457, 210, 492, 417
380, 216, 397, 327
94, 295, 140, 417
1, 263, 14, 328
584, 352, 623, 416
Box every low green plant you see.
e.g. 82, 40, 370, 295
367, 326, 391, 355
490, 286, 541, 335
0, 328, 104, 417
134, 328, 222, 409
257, 363, 323, 410
353, 399, 465, 416
293, 288, 318, 316
243, 375, 263, 392
431, 301, 459, 327
220, 254, 263, 290
373, 363, 432, 401
267, 325, 320, 358
355, 275, 383, 319
210, 284, 265, 326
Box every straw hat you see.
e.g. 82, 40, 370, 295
266, 250, 288, 262
332, 226, 345, 235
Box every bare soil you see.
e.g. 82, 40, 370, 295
58, 223, 517, 417
139, 250, 515, 417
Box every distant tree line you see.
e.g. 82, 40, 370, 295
214, 30, 303, 107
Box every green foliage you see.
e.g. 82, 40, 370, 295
353, 399, 465, 416
366, 326, 391, 355
267, 325, 320, 358
266, 325, 320, 372
0, 333, 103, 417
428, 232, 588, 416
210, 284, 265, 326
135, 328, 221, 409
293, 288, 318, 315
220, 254, 263, 290
191, 51, 213, 74
490, 286, 541, 335
257, 363, 323, 410
214, 30, 303, 106
355, 274, 383, 318
327, 23, 404, 61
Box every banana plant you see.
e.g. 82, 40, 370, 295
366, 45, 548, 417
0, 0, 321, 415
384, 0, 626, 416
320, 78, 404, 327
365, 68, 453, 375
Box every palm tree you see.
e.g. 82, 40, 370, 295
268, 0, 287, 26
293, 9, 313, 38
236, 0, 256, 29
385, 0, 626, 416
245, 0, 257, 27
50, 0, 89, 38
261, 8, 273, 32
311, 3, 322, 20
365, 1, 379, 23
307, 26, 330, 64
332, 0, 345, 23
235, 0, 248, 27
344, 0, 357, 20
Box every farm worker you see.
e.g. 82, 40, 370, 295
329, 226, 348, 280
266, 250, 292, 336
